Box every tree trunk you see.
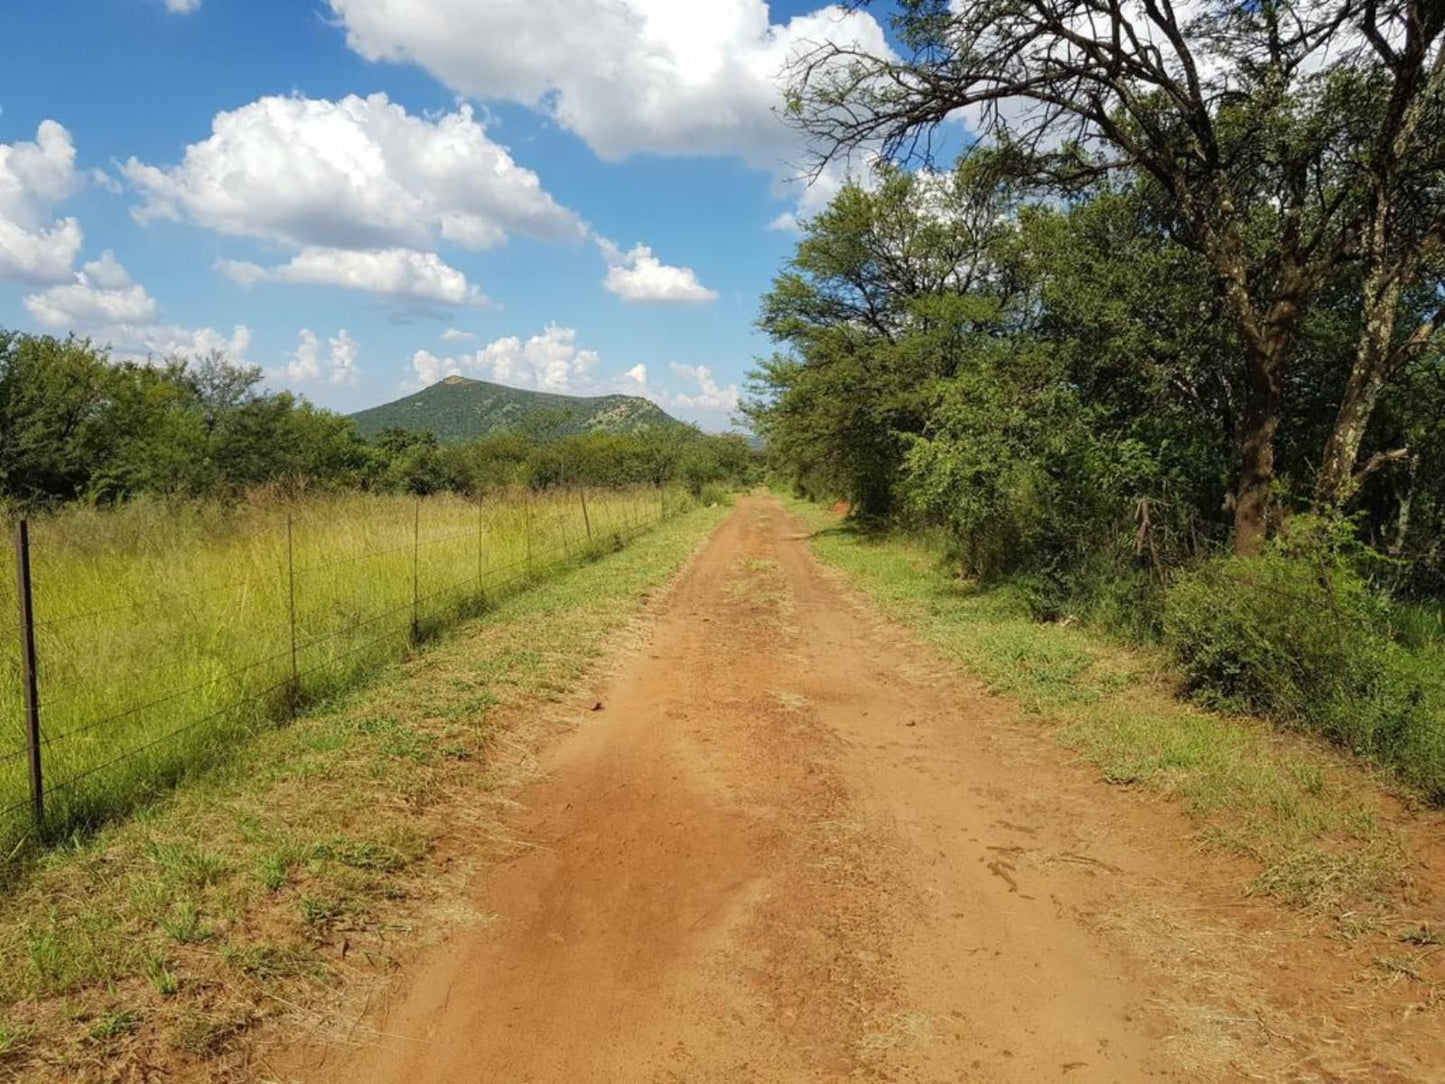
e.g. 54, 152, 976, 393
1233, 358, 1280, 556
1315, 207, 1404, 506
1390, 457, 1417, 557
1215, 267, 1288, 556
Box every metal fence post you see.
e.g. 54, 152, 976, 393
14, 520, 43, 829
524, 492, 534, 576
476, 493, 485, 591
580, 488, 593, 545
411, 498, 421, 641
286, 513, 299, 701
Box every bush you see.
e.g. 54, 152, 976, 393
1164, 552, 1445, 800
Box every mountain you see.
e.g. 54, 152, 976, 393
349, 375, 686, 443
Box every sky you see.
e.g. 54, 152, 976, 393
0, 0, 897, 431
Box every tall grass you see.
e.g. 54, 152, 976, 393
0, 486, 682, 849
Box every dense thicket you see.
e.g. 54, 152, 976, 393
0, 331, 759, 510
787, 0, 1445, 557
750, 168, 1445, 582
754, 0, 1445, 589
749, 1, 1445, 794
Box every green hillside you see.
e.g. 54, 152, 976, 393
350, 375, 686, 442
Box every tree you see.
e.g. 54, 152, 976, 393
788, 0, 1445, 552
748, 162, 1018, 516
0, 333, 129, 506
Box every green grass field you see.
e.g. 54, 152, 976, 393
0, 487, 682, 851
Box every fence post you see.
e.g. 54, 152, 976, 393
14, 520, 43, 830
580, 488, 593, 546
411, 499, 421, 641
286, 513, 299, 702
476, 493, 485, 591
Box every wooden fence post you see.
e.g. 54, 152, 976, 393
524, 492, 534, 576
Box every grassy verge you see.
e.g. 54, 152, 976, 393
0, 487, 679, 851
0, 500, 727, 1081
783, 497, 1411, 914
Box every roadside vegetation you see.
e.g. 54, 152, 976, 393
0, 500, 729, 1081
0, 486, 691, 855
750, 2, 1445, 804
0, 330, 759, 857
789, 498, 1411, 914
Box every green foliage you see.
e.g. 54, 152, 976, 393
747, 161, 1018, 518
752, 173, 1241, 578
1164, 545, 1445, 800
752, 143, 1445, 802
0, 334, 372, 507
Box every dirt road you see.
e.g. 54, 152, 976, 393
287, 497, 1442, 1083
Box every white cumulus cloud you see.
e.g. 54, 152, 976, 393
409, 322, 601, 392
221, 247, 490, 309
662, 362, 739, 413
440, 327, 475, 343
600, 241, 717, 304
123, 93, 585, 306
329, 1, 887, 166
283, 328, 360, 384
327, 0, 891, 223
105, 323, 251, 363
24, 251, 158, 328
0, 120, 85, 284
21, 248, 247, 363
607, 358, 741, 422
70, 321, 252, 364
124, 94, 584, 251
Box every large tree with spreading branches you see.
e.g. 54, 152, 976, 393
787, 0, 1445, 553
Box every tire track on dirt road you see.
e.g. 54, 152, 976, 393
281, 496, 1441, 1083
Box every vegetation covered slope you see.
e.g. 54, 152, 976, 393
350, 375, 684, 442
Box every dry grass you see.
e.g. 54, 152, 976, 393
0, 487, 679, 855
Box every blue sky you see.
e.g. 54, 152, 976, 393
0, 0, 896, 430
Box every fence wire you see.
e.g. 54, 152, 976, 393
1, 489, 684, 840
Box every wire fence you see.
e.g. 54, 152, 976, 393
0, 486, 685, 847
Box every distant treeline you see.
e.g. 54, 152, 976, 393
0, 330, 760, 509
